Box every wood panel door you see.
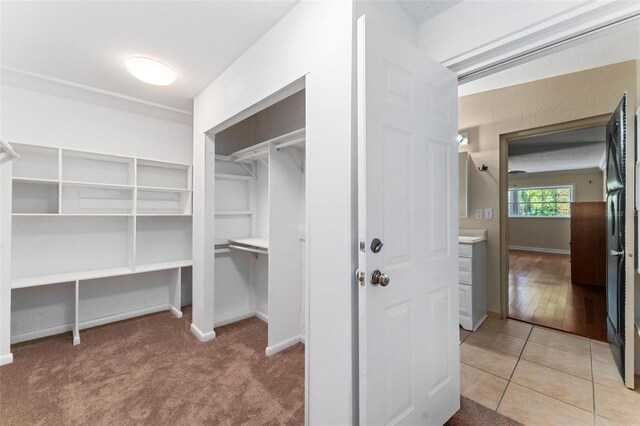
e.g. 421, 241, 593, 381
570, 202, 606, 287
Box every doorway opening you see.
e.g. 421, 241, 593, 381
504, 117, 610, 340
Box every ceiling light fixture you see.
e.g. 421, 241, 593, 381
125, 56, 176, 86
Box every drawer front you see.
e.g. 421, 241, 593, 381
459, 270, 472, 285
459, 284, 472, 316
459, 257, 472, 273
459, 244, 472, 258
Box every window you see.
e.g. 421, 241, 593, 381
508, 185, 573, 218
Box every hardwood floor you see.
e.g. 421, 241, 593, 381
508, 250, 607, 341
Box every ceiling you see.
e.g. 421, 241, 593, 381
508, 127, 606, 175
398, 0, 462, 24
0, 1, 299, 113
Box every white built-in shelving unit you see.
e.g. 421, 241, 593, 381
213, 125, 306, 356
9, 143, 193, 345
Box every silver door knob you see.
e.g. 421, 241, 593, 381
371, 269, 390, 286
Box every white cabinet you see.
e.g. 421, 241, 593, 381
458, 240, 487, 331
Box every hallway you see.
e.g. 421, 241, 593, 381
508, 250, 607, 341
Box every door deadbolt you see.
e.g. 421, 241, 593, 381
371, 238, 383, 253
371, 269, 390, 286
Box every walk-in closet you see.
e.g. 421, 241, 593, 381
212, 90, 306, 355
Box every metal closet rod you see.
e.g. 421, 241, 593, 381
0, 135, 19, 158
274, 136, 305, 151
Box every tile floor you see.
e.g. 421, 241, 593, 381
459, 317, 640, 426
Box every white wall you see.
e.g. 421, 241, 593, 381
193, 2, 354, 424
192, 1, 416, 423
1, 82, 193, 342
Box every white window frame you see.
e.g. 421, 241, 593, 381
508, 184, 574, 218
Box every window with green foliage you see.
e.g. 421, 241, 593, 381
508, 185, 573, 218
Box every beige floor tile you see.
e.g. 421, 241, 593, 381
590, 341, 625, 387
480, 317, 532, 340
594, 382, 640, 425
460, 363, 508, 410
511, 359, 594, 412
464, 327, 526, 357
596, 416, 623, 426
459, 327, 471, 344
529, 326, 591, 356
521, 341, 592, 380
460, 342, 518, 379
498, 383, 594, 426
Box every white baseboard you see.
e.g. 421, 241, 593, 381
214, 310, 255, 327
12, 324, 73, 344
0, 352, 14, 365
265, 335, 303, 356
254, 310, 269, 323
190, 323, 216, 342
509, 245, 570, 255
11, 303, 172, 345
169, 306, 183, 319
80, 304, 170, 330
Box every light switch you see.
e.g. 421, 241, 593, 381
475, 209, 483, 219
485, 208, 493, 219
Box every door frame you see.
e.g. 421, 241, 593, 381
498, 112, 636, 388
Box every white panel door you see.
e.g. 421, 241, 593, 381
357, 16, 459, 425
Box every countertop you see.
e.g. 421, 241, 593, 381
458, 236, 487, 244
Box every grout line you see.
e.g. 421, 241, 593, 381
590, 340, 596, 425
496, 321, 534, 411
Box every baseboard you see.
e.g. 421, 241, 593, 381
0, 352, 14, 366
509, 245, 570, 255
265, 335, 302, 356
169, 306, 183, 319
254, 310, 269, 323
299, 334, 306, 344
190, 323, 216, 342
487, 311, 502, 320
12, 324, 73, 344
10, 304, 173, 345
80, 304, 170, 330
214, 310, 255, 327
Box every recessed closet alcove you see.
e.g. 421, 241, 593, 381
211, 89, 306, 356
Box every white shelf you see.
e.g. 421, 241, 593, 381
137, 213, 193, 217
134, 260, 192, 274
11, 260, 194, 290
12, 267, 135, 289
13, 177, 59, 184
229, 238, 269, 249
12, 213, 134, 217
62, 180, 134, 190
214, 173, 255, 181
215, 211, 253, 216
137, 185, 192, 192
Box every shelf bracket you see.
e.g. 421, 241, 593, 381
240, 163, 256, 178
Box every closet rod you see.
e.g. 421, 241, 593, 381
274, 136, 305, 151
228, 244, 268, 255
0, 135, 19, 158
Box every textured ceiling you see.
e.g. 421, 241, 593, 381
508, 126, 606, 174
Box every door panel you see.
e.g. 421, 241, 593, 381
357, 16, 459, 425
605, 95, 626, 379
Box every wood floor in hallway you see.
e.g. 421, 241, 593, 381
508, 250, 607, 341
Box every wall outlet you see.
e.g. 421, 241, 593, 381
485, 208, 493, 219
475, 209, 483, 219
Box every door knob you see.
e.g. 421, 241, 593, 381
371, 269, 390, 286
